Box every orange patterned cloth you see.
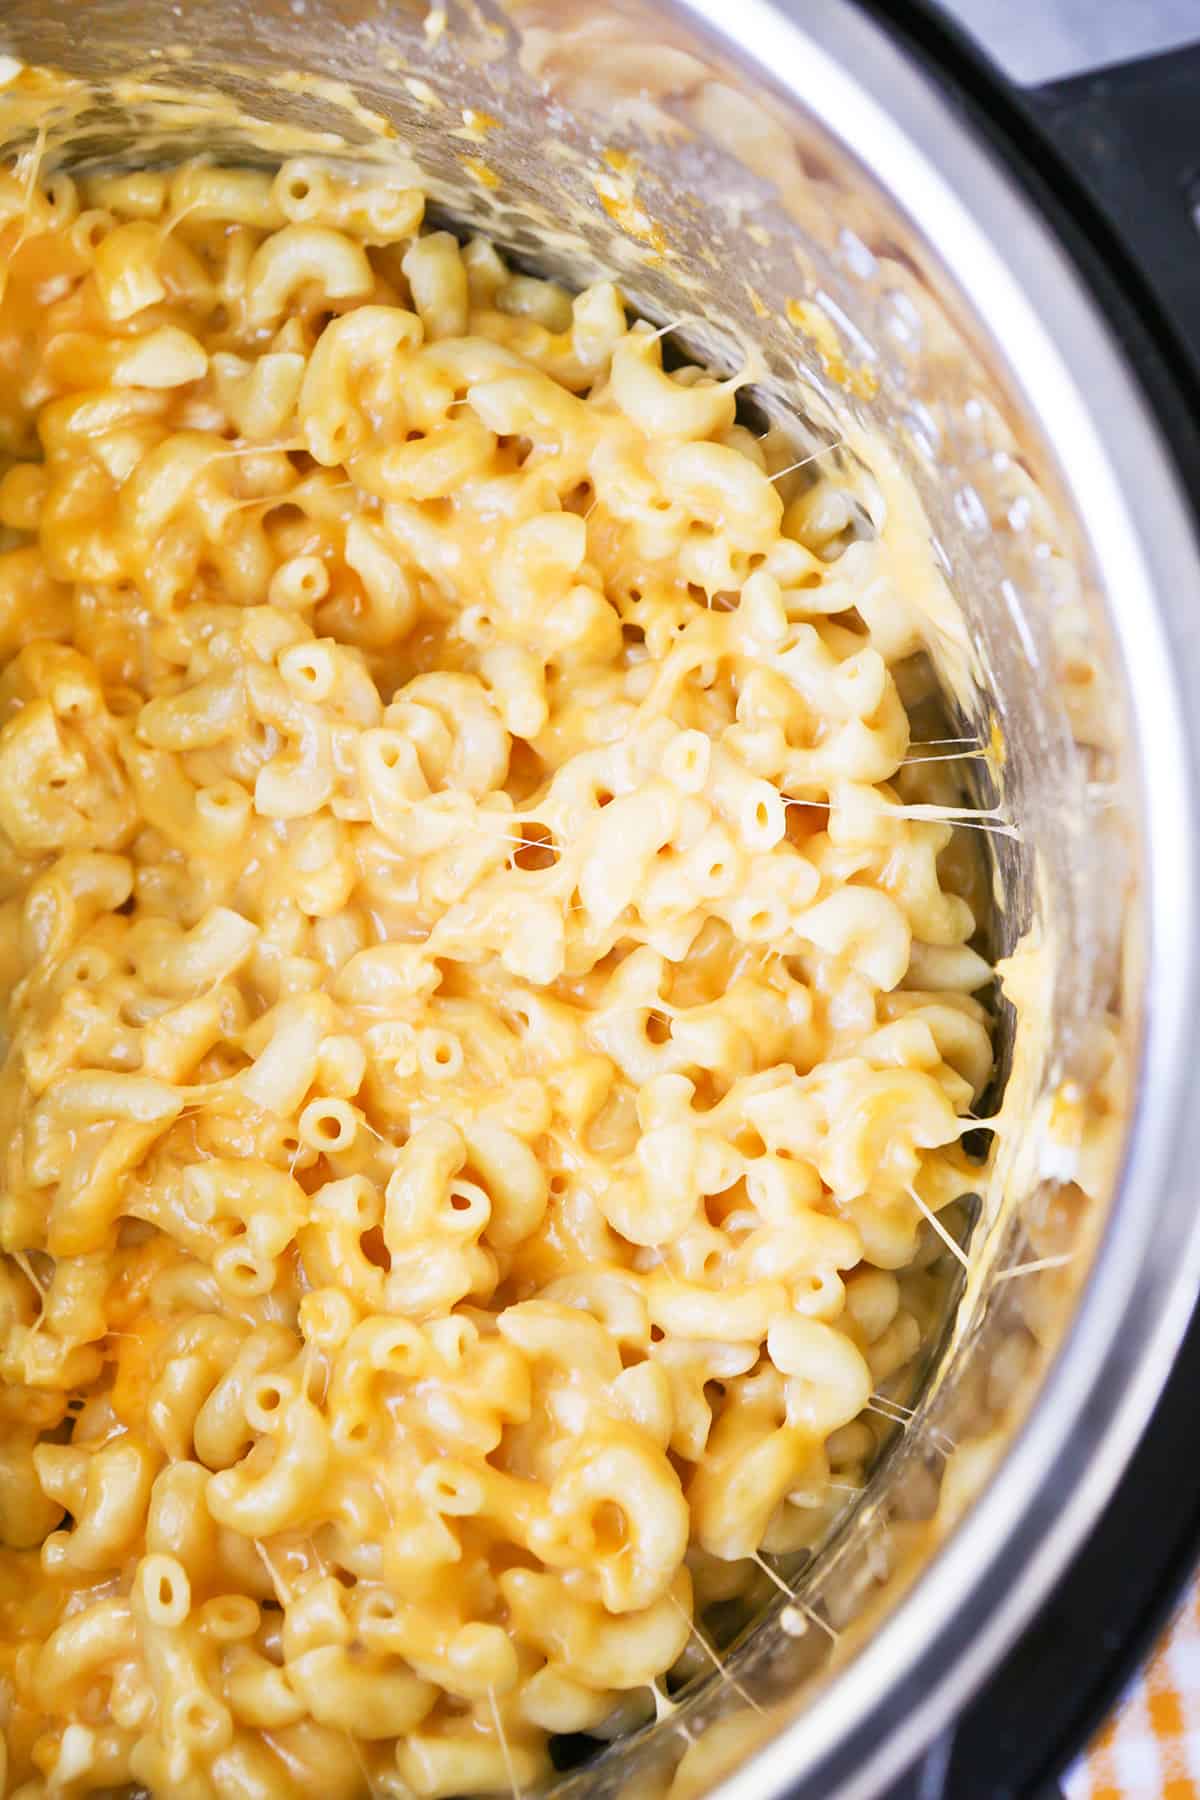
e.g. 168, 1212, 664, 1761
1065, 1581, 1200, 1799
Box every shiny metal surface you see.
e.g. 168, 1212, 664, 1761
1, 1, 1198, 1795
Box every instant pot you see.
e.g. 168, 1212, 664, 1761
2, 2, 1200, 1796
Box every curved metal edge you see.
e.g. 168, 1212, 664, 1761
667, 2, 1200, 1795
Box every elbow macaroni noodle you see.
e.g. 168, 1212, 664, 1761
0, 149, 993, 1798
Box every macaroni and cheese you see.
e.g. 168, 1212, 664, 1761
0, 152, 992, 1797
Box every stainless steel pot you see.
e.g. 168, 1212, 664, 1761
2, 3, 1199, 1795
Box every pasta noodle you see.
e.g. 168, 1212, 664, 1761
0, 148, 992, 1798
